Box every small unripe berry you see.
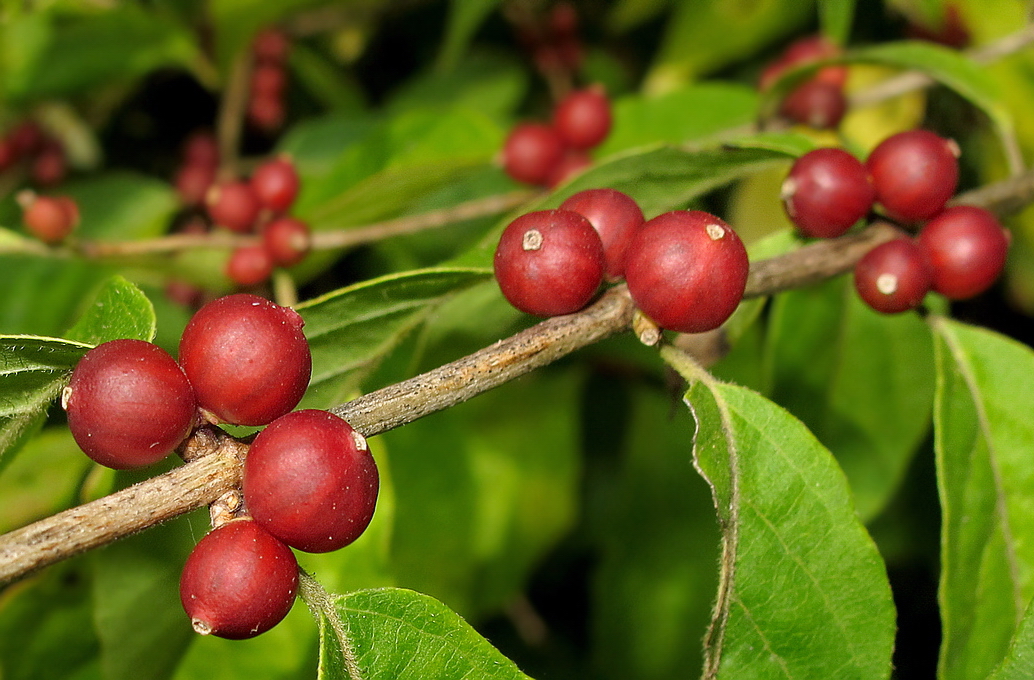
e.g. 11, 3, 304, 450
22, 194, 79, 244
244, 410, 379, 553
250, 157, 300, 213
493, 209, 605, 316
502, 123, 565, 185
559, 188, 644, 279
779, 79, 847, 130
854, 238, 933, 313
63, 339, 197, 469
624, 211, 749, 333
180, 519, 298, 639
262, 216, 311, 266
782, 147, 874, 238
917, 205, 1010, 300
867, 129, 960, 223
553, 87, 612, 150
226, 245, 274, 286
178, 294, 311, 426
206, 181, 262, 233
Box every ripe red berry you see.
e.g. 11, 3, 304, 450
243, 410, 379, 553
553, 87, 612, 150
251, 63, 287, 99
226, 245, 274, 286
262, 216, 311, 266
546, 151, 592, 188
493, 209, 605, 316
31, 140, 67, 187
779, 79, 847, 130
559, 188, 644, 280
781, 147, 874, 238
178, 294, 311, 426
867, 129, 960, 223
917, 205, 1010, 299
624, 211, 749, 333
759, 35, 847, 91
175, 163, 216, 206
247, 92, 287, 133
502, 123, 565, 185
252, 28, 290, 64
180, 519, 298, 639
250, 157, 300, 213
63, 339, 197, 469
8, 121, 44, 157
854, 238, 933, 313
23, 194, 79, 244
182, 131, 219, 168
206, 181, 262, 233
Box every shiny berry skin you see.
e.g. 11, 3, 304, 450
553, 87, 612, 150
493, 209, 605, 316
559, 188, 644, 280
779, 79, 847, 130
867, 129, 960, 223
250, 157, 299, 213
178, 294, 311, 426
917, 205, 1010, 300
502, 123, 565, 186
854, 238, 933, 313
624, 211, 749, 334
23, 195, 79, 244
782, 148, 874, 238
180, 519, 298, 639
206, 181, 262, 233
244, 410, 379, 553
262, 216, 311, 266
63, 339, 197, 469
226, 245, 274, 286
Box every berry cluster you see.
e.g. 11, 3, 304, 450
17, 191, 80, 245
0, 120, 68, 187
760, 36, 849, 130
514, 2, 584, 81
248, 28, 291, 134
494, 188, 750, 334
174, 130, 220, 208
501, 86, 612, 188
780, 130, 1010, 313
62, 293, 379, 638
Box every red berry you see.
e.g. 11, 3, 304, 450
182, 131, 219, 168
63, 339, 197, 469
9, 121, 44, 157
759, 35, 847, 91
206, 181, 262, 233
553, 87, 612, 150
0, 137, 17, 170
175, 163, 216, 206
779, 79, 847, 130
250, 157, 300, 213
545, 151, 592, 188
252, 28, 290, 64
854, 238, 933, 313
23, 194, 79, 244
781, 148, 874, 238
502, 123, 565, 185
624, 211, 749, 333
226, 245, 274, 286
247, 92, 286, 133
251, 63, 287, 99
867, 130, 960, 223
178, 294, 311, 426
493, 209, 605, 316
262, 216, 311, 266
559, 188, 644, 279
243, 410, 379, 553
917, 205, 1010, 300
180, 519, 298, 639
31, 140, 67, 187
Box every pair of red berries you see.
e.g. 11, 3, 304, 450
515, 2, 584, 78
494, 188, 750, 334
760, 35, 849, 130
248, 28, 291, 133
19, 191, 80, 245
501, 86, 613, 187
0, 120, 67, 187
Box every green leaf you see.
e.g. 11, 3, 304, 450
296, 267, 493, 410
931, 317, 1034, 680
0, 335, 92, 463
388, 54, 527, 122
819, 0, 856, 45
764, 277, 935, 521
436, 0, 502, 71
65, 276, 156, 346
68, 172, 180, 241
989, 598, 1034, 680
317, 588, 532, 679
664, 348, 895, 679
0, 428, 91, 534
289, 43, 367, 114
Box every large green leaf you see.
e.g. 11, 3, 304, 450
764, 277, 935, 521
0, 428, 91, 535
989, 598, 1034, 680
316, 588, 532, 680
296, 267, 493, 411
65, 276, 156, 346
931, 318, 1034, 680
436, 0, 503, 71
665, 348, 895, 679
